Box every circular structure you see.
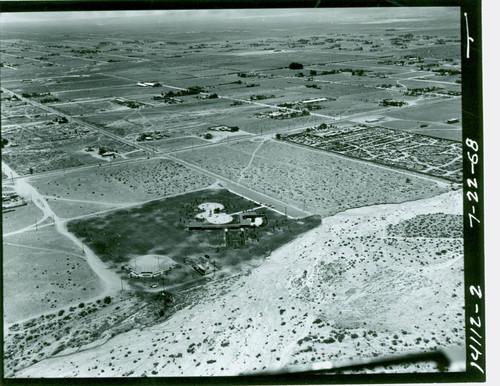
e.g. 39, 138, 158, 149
195, 202, 233, 225
129, 254, 176, 277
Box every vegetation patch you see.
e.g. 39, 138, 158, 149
387, 213, 463, 238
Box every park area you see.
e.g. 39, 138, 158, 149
66, 186, 321, 290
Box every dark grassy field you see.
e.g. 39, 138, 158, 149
67, 187, 321, 284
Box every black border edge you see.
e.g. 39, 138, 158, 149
461, 0, 486, 382
0, 0, 462, 13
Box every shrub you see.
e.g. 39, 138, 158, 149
289, 62, 304, 70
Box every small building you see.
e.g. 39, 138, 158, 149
365, 117, 382, 123
2, 193, 26, 210
446, 118, 460, 124
193, 264, 207, 275
302, 97, 327, 104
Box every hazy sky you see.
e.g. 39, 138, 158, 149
1, 7, 459, 25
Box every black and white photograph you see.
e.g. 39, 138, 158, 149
1, 1, 486, 382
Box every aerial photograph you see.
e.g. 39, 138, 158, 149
1, 7, 465, 378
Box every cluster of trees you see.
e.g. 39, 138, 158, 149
317, 68, 367, 76
71, 49, 99, 54
403, 87, 441, 96
137, 133, 153, 141
277, 103, 294, 108
277, 102, 321, 111
440, 90, 461, 96
115, 99, 141, 108
4, 95, 21, 101
98, 147, 116, 156
40, 97, 60, 104
432, 68, 461, 76
1, 138, 8, 148
270, 109, 310, 119
22, 92, 51, 98
159, 86, 205, 98
237, 72, 258, 78
250, 94, 274, 101
53, 116, 68, 124
379, 99, 408, 107
288, 62, 303, 70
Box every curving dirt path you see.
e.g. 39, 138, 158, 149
2, 161, 126, 331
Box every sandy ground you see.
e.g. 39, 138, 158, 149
2, 161, 125, 330
195, 202, 233, 224
15, 189, 464, 377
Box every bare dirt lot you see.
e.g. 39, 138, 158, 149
175, 139, 451, 216
30, 158, 216, 204
3, 227, 104, 323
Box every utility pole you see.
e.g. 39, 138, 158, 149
34, 219, 38, 231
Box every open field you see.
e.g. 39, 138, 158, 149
385, 98, 461, 123
41, 197, 125, 219
3, 227, 104, 323
379, 119, 461, 141
175, 139, 450, 216
387, 213, 463, 238
2, 201, 44, 234
30, 158, 216, 204
67, 186, 321, 290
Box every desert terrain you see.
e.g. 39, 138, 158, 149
2, 7, 464, 378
